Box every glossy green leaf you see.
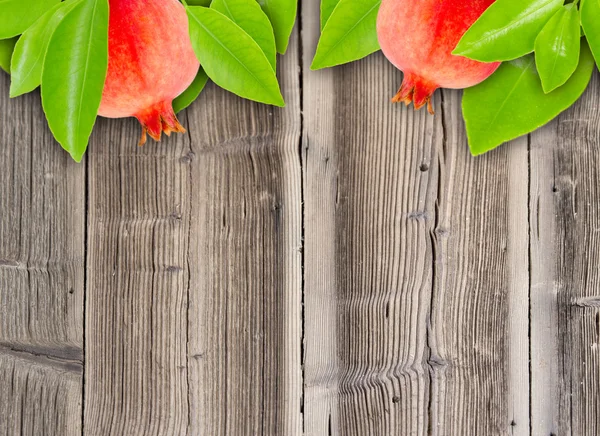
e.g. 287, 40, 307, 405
42, 0, 109, 162
0, 38, 17, 73
187, 0, 212, 5
0, 0, 61, 39
257, 0, 296, 54
581, 0, 600, 69
463, 41, 595, 156
173, 67, 209, 113
186, 6, 284, 106
321, 0, 340, 30
311, 0, 381, 70
10, 2, 79, 97
534, 5, 581, 93
454, 0, 564, 62
211, 0, 277, 70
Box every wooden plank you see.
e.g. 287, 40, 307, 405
429, 92, 529, 436
0, 352, 82, 436
84, 30, 301, 436
0, 72, 84, 435
529, 119, 560, 435
530, 73, 600, 435
301, 3, 529, 434
506, 137, 530, 436
185, 33, 302, 436
301, 1, 438, 431
84, 104, 191, 432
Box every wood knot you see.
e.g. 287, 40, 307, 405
180, 151, 195, 164
572, 297, 600, 308
407, 211, 429, 221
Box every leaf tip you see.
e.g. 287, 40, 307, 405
468, 147, 483, 157
70, 151, 85, 163
310, 58, 323, 71
273, 96, 285, 107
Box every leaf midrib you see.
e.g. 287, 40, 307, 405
546, 11, 569, 90
73, 0, 100, 151
314, 0, 380, 64
461, 0, 560, 52
188, 9, 280, 103
11, 5, 63, 96
484, 59, 534, 131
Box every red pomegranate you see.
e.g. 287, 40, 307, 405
99, 0, 200, 145
377, 0, 500, 113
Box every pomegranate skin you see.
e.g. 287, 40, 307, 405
377, 0, 500, 113
98, 0, 200, 144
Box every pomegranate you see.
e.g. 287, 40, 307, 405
377, 0, 500, 113
98, 0, 200, 145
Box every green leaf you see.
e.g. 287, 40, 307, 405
311, 0, 381, 70
534, 5, 581, 94
211, 0, 277, 70
0, 38, 18, 73
581, 0, 600, 69
321, 0, 340, 30
10, 1, 79, 97
187, 0, 212, 5
463, 41, 595, 156
0, 0, 61, 39
186, 6, 284, 107
41, 0, 109, 162
454, 0, 564, 62
256, 0, 296, 54
173, 67, 209, 113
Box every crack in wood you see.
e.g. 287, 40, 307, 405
0, 344, 83, 374
571, 297, 600, 308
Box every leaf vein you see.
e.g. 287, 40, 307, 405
189, 11, 277, 101
315, 0, 380, 63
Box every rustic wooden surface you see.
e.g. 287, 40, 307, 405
0, 71, 84, 436
1, 8, 600, 436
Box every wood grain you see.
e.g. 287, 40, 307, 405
428, 92, 529, 436
83, 30, 301, 436
185, 32, 302, 436
0, 72, 84, 435
530, 72, 600, 435
2, 18, 600, 436
84, 109, 191, 434
301, 3, 529, 434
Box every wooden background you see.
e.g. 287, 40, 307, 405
1, 5, 600, 436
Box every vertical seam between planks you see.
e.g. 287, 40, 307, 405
427, 89, 447, 436
527, 134, 532, 436
82, 148, 90, 436
297, 1, 306, 434
185, 111, 194, 436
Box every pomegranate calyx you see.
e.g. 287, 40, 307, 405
392, 72, 438, 115
135, 100, 185, 146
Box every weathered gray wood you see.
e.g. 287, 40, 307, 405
530, 120, 560, 436
0, 72, 84, 435
302, 3, 529, 434
184, 32, 302, 436
530, 73, 600, 435
506, 137, 530, 436
429, 92, 529, 436
4, 18, 600, 436
84, 110, 191, 433
83, 31, 302, 436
